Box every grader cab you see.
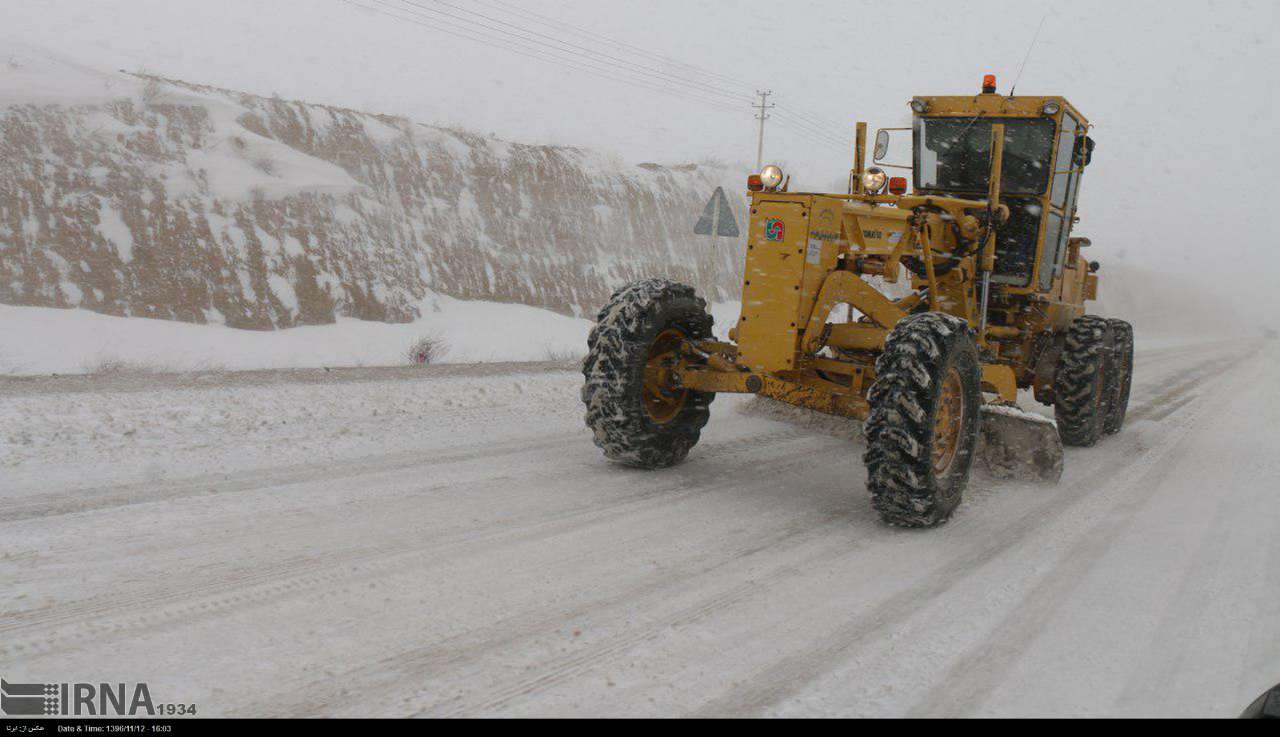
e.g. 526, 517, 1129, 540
582, 77, 1133, 528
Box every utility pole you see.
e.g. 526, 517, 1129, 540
753, 90, 775, 170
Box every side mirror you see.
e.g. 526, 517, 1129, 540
874, 130, 891, 162
1074, 136, 1096, 167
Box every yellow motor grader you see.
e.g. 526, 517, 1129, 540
582, 76, 1133, 528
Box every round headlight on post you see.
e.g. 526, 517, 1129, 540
910, 98, 929, 114
1041, 100, 1062, 116
862, 167, 888, 194
759, 164, 784, 191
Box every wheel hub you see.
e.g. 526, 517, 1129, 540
932, 366, 965, 475
641, 329, 689, 424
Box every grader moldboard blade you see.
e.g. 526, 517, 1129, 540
977, 406, 1065, 483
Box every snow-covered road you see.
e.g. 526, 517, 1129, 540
2, 337, 1277, 717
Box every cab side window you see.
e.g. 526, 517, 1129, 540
1039, 113, 1083, 290
1051, 115, 1081, 210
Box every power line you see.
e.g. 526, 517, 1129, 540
772, 108, 851, 148
349, 0, 748, 117
395, 0, 755, 106
340, 0, 750, 116
774, 120, 849, 153
754, 106, 851, 159
473, 0, 761, 96
772, 115, 852, 153
472, 0, 858, 147
338, 0, 854, 159
772, 126, 852, 157
774, 104, 854, 144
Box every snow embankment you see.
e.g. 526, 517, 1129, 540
0, 295, 752, 376
0, 42, 748, 328
0, 294, 1216, 378
0, 299, 593, 375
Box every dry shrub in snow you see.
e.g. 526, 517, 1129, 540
407, 335, 447, 366
541, 345, 585, 363
602, 152, 629, 173
85, 357, 158, 375
133, 68, 162, 108
252, 155, 277, 176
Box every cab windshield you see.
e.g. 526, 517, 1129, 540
914, 117, 1056, 195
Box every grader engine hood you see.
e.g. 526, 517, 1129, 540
737, 197, 822, 373
736, 195, 912, 374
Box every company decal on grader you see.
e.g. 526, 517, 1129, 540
764, 218, 785, 242
862, 229, 905, 244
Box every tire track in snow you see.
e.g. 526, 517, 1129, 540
1240, 471, 1280, 708
0, 429, 844, 660
250, 508, 859, 717
1126, 355, 1236, 423
1111, 352, 1280, 715
2, 422, 808, 606
904, 350, 1255, 717
2, 341, 1252, 715
347, 345, 1252, 718
692, 348, 1251, 717
0, 431, 586, 523
435, 582, 766, 718
3, 341, 1229, 525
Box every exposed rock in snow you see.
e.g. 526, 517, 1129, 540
0, 44, 746, 329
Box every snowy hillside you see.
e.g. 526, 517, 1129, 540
0, 44, 747, 329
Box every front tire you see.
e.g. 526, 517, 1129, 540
864, 313, 982, 528
582, 279, 715, 469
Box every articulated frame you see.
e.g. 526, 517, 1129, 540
669, 116, 1090, 421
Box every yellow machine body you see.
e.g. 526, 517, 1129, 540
677, 90, 1099, 419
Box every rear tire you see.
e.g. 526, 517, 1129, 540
1054, 315, 1118, 447
1104, 319, 1134, 435
582, 279, 715, 469
864, 313, 982, 528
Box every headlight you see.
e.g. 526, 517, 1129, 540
759, 164, 784, 190
909, 98, 929, 114
1042, 100, 1062, 116
862, 167, 888, 194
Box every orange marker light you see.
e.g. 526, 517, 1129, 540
982, 74, 997, 94
747, 174, 764, 192
889, 177, 908, 196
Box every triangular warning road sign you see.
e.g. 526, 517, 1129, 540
694, 187, 740, 238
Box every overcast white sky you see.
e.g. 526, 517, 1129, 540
5, 0, 1280, 324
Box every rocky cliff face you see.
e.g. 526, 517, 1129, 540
0, 50, 746, 329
